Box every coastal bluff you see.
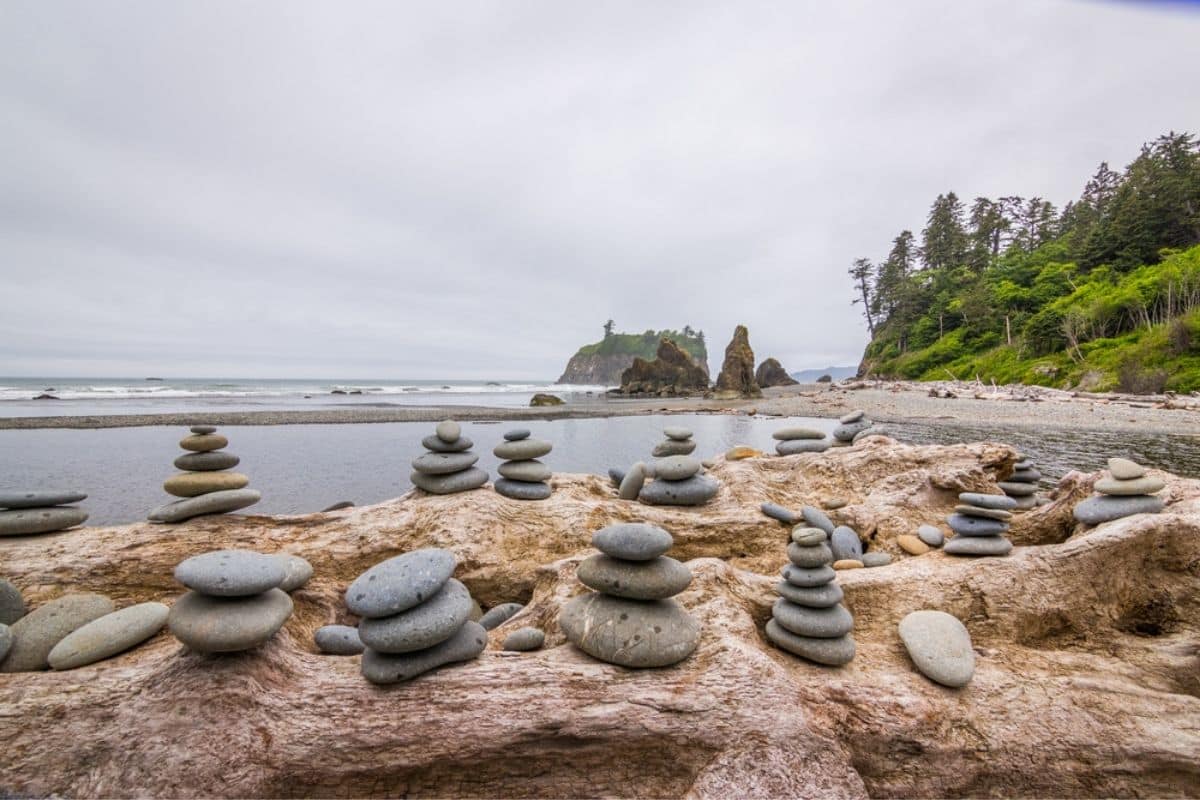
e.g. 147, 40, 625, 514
3, 438, 1198, 797
557, 327, 708, 385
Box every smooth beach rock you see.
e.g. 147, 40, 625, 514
765, 619, 855, 666
773, 427, 825, 440
411, 452, 480, 475
346, 549, 456, 619
607, 468, 625, 489
830, 526, 863, 561
410, 467, 489, 495
773, 599, 854, 638
0, 506, 88, 536
822, 498, 849, 510
0, 624, 10, 662
314, 624, 364, 655
494, 479, 553, 501
832, 559, 864, 570
592, 523, 673, 561
179, 434, 228, 453
782, 564, 836, 588
497, 460, 552, 482
862, 552, 892, 568
559, 592, 700, 668
840, 410, 865, 424
791, 527, 828, 546
917, 525, 945, 548
493, 439, 552, 460
943, 536, 1013, 557
1, 593, 115, 672
897, 534, 930, 555
761, 502, 800, 525
190, 425, 217, 435
663, 427, 693, 441
360, 621, 487, 685
503, 428, 531, 442
168, 589, 292, 653
801, 506, 835, 535
1010, 468, 1042, 483
502, 626, 545, 651
1108, 457, 1146, 480
147, 488, 261, 523
788, 542, 833, 568
652, 439, 697, 457
1011, 495, 1039, 510
173, 451, 240, 472
47, 602, 169, 670
653, 456, 701, 481
1095, 476, 1166, 496
1073, 494, 1165, 525
776, 439, 831, 455
618, 463, 646, 500
421, 434, 473, 453
359, 579, 472, 654
833, 421, 871, 442
898, 610, 975, 688
0, 578, 25, 624
0, 490, 87, 509
724, 446, 762, 460
175, 550, 285, 597
954, 505, 1013, 521
638, 474, 719, 506
435, 420, 461, 443
947, 514, 1009, 537
479, 602, 524, 631
577, 554, 693, 600
958, 493, 1018, 510
163, 471, 250, 498
275, 554, 313, 592
775, 580, 844, 608
997, 481, 1037, 496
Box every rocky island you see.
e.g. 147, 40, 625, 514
556, 323, 708, 385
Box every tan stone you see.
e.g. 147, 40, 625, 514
725, 446, 762, 460
897, 534, 930, 555
163, 472, 249, 498
178, 434, 228, 453
832, 559, 864, 570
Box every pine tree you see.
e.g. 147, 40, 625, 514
919, 193, 968, 272
848, 257, 877, 336
968, 198, 1007, 269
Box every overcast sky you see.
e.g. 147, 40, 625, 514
2, 1, 1198, 380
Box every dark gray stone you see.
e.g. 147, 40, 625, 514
498, 460, 551, 482
0, 623, 10, 662
958, 492, 1018, 510
833, 421, 871, 442
493, 439, 552, 460
592, 523, 673, 561
421, 434, 473, 453
954, 505, 1013, 521
577, 555, 692, 600
608, 468, 626, 489
839, 410, 865, 424
776, 439, 831, 455
494, 479, 553, 501
502, 626, 545, 651
946, 514, 1009, 537
652, 439, 697, 457
653, 456, 701, 481
765, 619, 855, 666
190, 425, 217, 435
943, 536, 1013, 557
359, 579, 472, 654
559, 592, 700, 668
862, 552, 892, 567
899, 610, 975, 688
174, 549, 285, 597
801, 506, 835, 535
787, 542, 832, 568
147, 489, 261, 523
1010, 468, 1042, 483
772, 599, 853, 638
0, 490, 87, 509
47, 602, 169, 670
504, 428, 531, 441
773, 427, 825, 440
345, 548, 456, 619
1, 593, 115, 672
781, 564, 836, 588
361, 621, 487, 684
410, 467, 488, 495
663, 427, 693, 441
998, 481, 1037, 496
314, 624, 364, 655
830, 526, 863, 561
761, 502, 800, 525
639, 474, 719, 506
435, 420, 461, 443
275, 554, 313, 592
1073, 495, 1165, 525
168, 589, 292, 653
917, 525, 945, 548
0, 507, 88, 536
479, 602, 524, 631
775, 580, 843, 608
173, 451, 240, 471
411, 452, 480, 475
0, 578, 26, 625
618, 463, 646, 500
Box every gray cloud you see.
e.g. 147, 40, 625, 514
2, 0, 1198, 379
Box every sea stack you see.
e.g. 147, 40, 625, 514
773, 426, 830, 455
943, 492, 1015, 557
493, 428, 553, 501
167, 549, 294, 653
1073, 457, 1166, 525
831, 410, 872, 446
0, 491, 88, 537
766, 525, 855, 666
410, 420, 488, 495
639, 429, 719, 507
998, 454, 1042, 509
560, 523, 700, 668
148, 426, 260, 523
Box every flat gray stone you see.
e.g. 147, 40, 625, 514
618, 463, 646, 500
775, 580, 843, 607
833, 421, 871, 442
175, 549, 285, 597
954, 505, 1013, 521
411, 452, 480, 475
1010, 468, 1041, 483
410, 467, 488, 495
0, 578, 24, 625
359, 579, 472, 654
1011, 495, 1039, 510
1108, 457, 1146, 480
946, 514, 1009, 537
493, 439, 552, 460
958, 493, 1018, 510
502, 626, 545, 651
275, 554, 313, 592
48, 602, 168, 670
652, 439, 697, 457
608, 468, 625, 489
943, 536, 1013, 557
2, 593, 115, 671
781, 564, 836, 588
663, 427, 693, 441
791, 527, 828, 546
765, 619, 855, 666
0, 507, 88, 536
653, 456, 701, 481
479, 602, 524, 630
639, 474, 719, 506
899, 610, 975, 688
0, 490, 87, 509
346, 548, 456, 618
773, 427, 825, 440
852, 426, 887, 443
830, 526, 863, 561
998, 481, 1037, 496
1073, 495, 1165, 525
503, 428, 531, 441
578, 554, 692, 600
776, 439, 830, 456
0, 624, 10, 662
772, 599, 853, 638
435, 420, 461, 443
498, 460, 552, 482
787, 542, 832, 568
592, 523, 673, 561
147, 489, 261, 523
761, 503, 800, 525
862, 552, 892, 567
168, 588, 292, 653
559, 592, 700, 668
173, 451, 241, 471
1095, 476, 1165, 496
494, 479, 552, 501
917, 525, 945, 547
1013, 459, 1033, 470
360, 621, 487, 684
314, 624, 363, 655
801, 506, 835, 535
421, 434, 473, 453
840, 410, 865, 424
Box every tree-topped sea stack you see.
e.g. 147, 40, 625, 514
410, 420, 488, 495
1074, 457, 1165, 525
618, 338, 710, 397
998, 454, 1041, 510
347, 548, 486, 684
167, 549, 294, 653
831, 410, 872, 447
560, 523, 700, 668
148, 426, 260, 523
773, 425, 830, 455
713, 324, 762, 399
766, 525, 855, 666
0, 491, 88, 537
493, 428, 553, 501
943, 493, 1014, 557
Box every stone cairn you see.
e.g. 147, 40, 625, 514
167, 549, 306, 653
560, 522, 700, 668
773, 425, 830, 455
997, 454, 1041, 510
410, 420, 488, 495
623, 427, 719, 506
346, 548, 486, 684
493, 428, 553, 501
943, 492, 1015, 557
831, 409, 873, 447
148, 426, 260, 523
1074, 457, 1165, 525
766, 524, 856, 666
0, 490, 88, 537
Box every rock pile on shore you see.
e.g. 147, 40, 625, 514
773, 426, 830, 455
639, 452, 719, 507
493, 428, 553, 501
652, 426, 696, 457
943, 493, 1015, 557
0, 491, 88, 536
149, 426, 260, 523
168, 549, 294, 652
347, 548, 486, 684
766, 525, 855, 665
1074, 457, 1165, 525
998, 454, 1041, 509
1, 592, 115, 671
831, 410, 872, 446
410, 420, 488, 495
560, 522, 700, 667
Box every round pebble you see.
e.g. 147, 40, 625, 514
435, 420, 461, 443
503, 429, 531, 441
345, 549, 456, 619
862, 552, 892, 568
275, 554, 313, 592
917, 525, 944, 548
653, 455, 701, 481
168, 589, 292, 653
829, 526, 863, 561
954, 505, 1013, 521
47, 602, 168, 670
559, 593, 699, 668
776, 439, 831, 455
502, 626, 545, 651
781, 564, 836, 588
174, 549, 285, 597
839, 410, 865, 424
411, 452, 481, 475
314, 624, 364, 655
943, 536, 1013, 557
761, 502, 801, 526
1108, 457, 1146, 480
947, 514, 1009, 537
421, 434, 473, 453
190, 425, 217, 435
898, 610, 975, 688
497, 460, 552, 482
592, 523, 673, 561
1073, 495, 1165, 525
725, 446, 762, 460
479, 602, 524, 630
791, 527, 828, 546
652, 439, 697, 457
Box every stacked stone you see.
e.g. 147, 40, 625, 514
493, 428, 553, 501
652, 426, 697, 457
148, 426, 260, 523
997, 454, 1041, 510
1074, 458, 1165, 525
639, 453, 719, 506
943, 493, 1015, 557
831, 410, 872, 447
766, 525, 855, 666
0, 491, 88, 537
347, 548, 486, 684
560, 523, 700, 668
167, 549, 295, 653
773, 426, 830, 455
410, 421, 488, 495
